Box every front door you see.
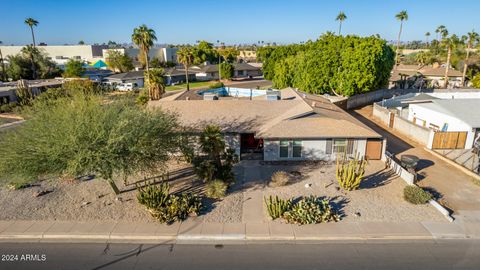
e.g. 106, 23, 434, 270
366, 139, 383, 160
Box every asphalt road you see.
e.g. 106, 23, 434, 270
1, 240, 480, 270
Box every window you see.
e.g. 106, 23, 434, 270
333, 139, 347, 154
292, 140, 302, 157
279, 140, 289, 158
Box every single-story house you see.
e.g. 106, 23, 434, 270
408, 99, 480, 149
150, 88, 385, 161
193, 63, 262, 81
0, 79, 63, 104
163, 68, 197, 85
104, 71, 145, 88
104, 69, 197, 88
390, 64, 464, 89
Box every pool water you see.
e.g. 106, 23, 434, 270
198, 87, 268, 97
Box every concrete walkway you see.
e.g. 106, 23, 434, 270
0, 218, 479, 243
351, 106, 480, 214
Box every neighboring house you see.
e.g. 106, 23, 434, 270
237, 50, 257, 62
164, 68, 197, 85
0, 79, 63, 104
408, 99, 480, 149
193, 63, 262, 81
104, 69, 197, 88
150, 88, 385, 161
390, 64, 464, 89
104, 71, 145, 89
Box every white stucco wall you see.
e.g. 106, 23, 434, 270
264, 139, 367, 161
0, 45, 106, 64
225, 134, 240, 156
408, 104, 475, 148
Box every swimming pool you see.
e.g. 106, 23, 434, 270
198, 87, 268, 97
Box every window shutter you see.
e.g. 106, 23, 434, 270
347, 139, 354, 155
325, 139, 332, 154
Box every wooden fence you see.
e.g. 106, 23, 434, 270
432, 131, 467, 149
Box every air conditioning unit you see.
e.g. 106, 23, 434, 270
203, 93, 218, 100
266, 90, 280, 101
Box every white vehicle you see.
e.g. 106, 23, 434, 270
116, 83, 138, 91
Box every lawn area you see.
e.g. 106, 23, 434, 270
166, 81, 214, 91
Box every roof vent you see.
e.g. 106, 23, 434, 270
203, 93, 218, 100
266, 90, 281, 101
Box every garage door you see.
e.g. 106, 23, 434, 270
366, 139, 383, 160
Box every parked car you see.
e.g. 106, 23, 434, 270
116, 83, 138, 91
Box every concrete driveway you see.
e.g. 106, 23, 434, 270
350, 105, 480, 216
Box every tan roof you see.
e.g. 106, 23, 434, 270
418, 66, 463, 77
259, 117, 381, 138
149, 88, 381, 139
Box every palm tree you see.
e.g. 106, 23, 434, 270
24, 18, 39, 47
441, 33, 461, 88
394, 10, 408, 67
176, 47, 195, 91
336, 12, 347, 35
425, 32, 431, 45
0, 41, 6, 81
131, 25, 157, 99
131, 24, 156, 71
21, 45, 39, 80
436, 25, 446, 41
199, 125, 225, 170
146, 68, 165, 100
461, 30, 479, 85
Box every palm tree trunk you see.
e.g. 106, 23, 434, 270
144, 48, 152, 99
461, 46, 471, 86
185, 64, 190, 91
30, 52, 36, 80
338, 22, 342, 35
445, 47, 451, 88
30, 27, 36, 47
395, 22, 403, 68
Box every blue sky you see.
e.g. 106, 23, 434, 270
1, 0, 479, 45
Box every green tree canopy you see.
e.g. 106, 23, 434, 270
219, 62, 234, 80
63, 59, 85, 78
6, 47, 60, 80
106, 50, 134, 73
259, 34, 394, 96
0, 87, 183, 194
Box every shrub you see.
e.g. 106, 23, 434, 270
269, 171, 289, 187
219, 63, 234, 80
264, 195, 292, 219
0, 103, 16, 113
283, 196, 340, 225
208, 81, 225, 89
135, 89, 149, 105
471, 74, 480, 88
137, 182, 170, 209
205, 179, 228, 199
137, 182, 202, 224
336, 154, 366, 191
403, 185, 432, 204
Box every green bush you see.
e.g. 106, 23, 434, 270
137, 182, 202, 224
219, 63, 234, 80
472, 74, 480, 88
403, 185, 432, 204
0, 103, 17, 113
264, 195, 292, 219
135, 89, 149, 105
269, 171, 289, 187
205, 179, 228, 199
283, 196, 340, 225
208, 81, 225, 89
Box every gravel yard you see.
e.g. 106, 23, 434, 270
260, 160, 444, 222
0, 159, 444, 223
